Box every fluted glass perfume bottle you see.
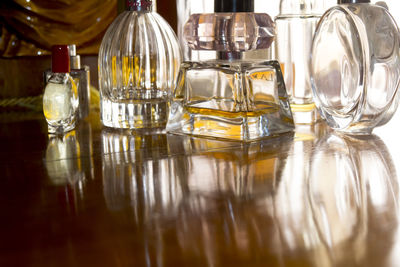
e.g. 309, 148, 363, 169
167, 0, 294, 142
311, 0, 400, 134
275, 0, 326, 124
98, 0, 181, 129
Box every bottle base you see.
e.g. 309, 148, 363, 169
101, 97, 168, 129
166, 102, 294, 142
290, 103, 320, 125
47, 121, 76, 134
166, 60, 295, 142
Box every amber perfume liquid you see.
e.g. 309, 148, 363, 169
167, 61, 294, 141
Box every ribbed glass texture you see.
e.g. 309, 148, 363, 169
311, 3, 400, 134
98, 9, 181, 129
184, 13, 275, 52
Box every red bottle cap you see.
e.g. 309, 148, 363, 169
51, 45, 70, 73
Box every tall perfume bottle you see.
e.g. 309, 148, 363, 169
98, 0, 181, 129
311, 0, 400, 134
167, 0, 294, 142
275, 0, 325, 124
69, 45, 90, 119
43, 45, 79, 134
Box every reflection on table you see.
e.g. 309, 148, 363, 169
93, 124, 399, 266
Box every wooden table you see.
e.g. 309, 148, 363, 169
1, 110, 400, 267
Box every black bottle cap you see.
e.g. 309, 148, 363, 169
338, 0, 370, 4
215, 0, 254, 12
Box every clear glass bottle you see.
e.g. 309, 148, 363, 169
44, 45, 90, 120
311, 0, 400, 134
167, 0, 294, 142
43, 45, 79, 134
275, 0, 326, 124
98, 0, 181, 129
69, 45, 91, 120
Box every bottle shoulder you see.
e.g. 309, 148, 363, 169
317, 3, 399, 58
47, 73, 71, 84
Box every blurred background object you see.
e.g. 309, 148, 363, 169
0, 0, 116, 57
0, 0, 177, 109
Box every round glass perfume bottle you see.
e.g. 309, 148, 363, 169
311, 0, 400, 134
98, 0, 181, 129
275, 0, 326, 124
166, 0, 294, 142
43, 45, 79, 134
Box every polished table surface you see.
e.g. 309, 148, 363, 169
2, 111, 400, 267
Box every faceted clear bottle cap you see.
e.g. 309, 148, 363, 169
279, 0, 326, 16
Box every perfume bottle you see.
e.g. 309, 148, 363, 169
166, 0, 294, 142
98, 0, 181, 129
311, 0, 400, 134
44, 45, 91, 120
275, 0, 326, 124
43, 45, 79, 134
69, 45, 90, 119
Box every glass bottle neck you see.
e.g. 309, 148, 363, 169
126, 0, 155, 11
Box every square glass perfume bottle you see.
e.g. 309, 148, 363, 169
166, 0, 294, 142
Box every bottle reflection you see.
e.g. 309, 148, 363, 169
100, 128, 399, 266
274, 131, 398, 267
171, 134, 294, 197
44, 122, 94, 211
273, 123, 329, 264
101, 129, 188, 220
101, 131, 295, 265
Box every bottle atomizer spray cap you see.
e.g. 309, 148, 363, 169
68, 44, 81, 69
126, 0, 153, 11
51, 45, 70, 73
215, 0, 254, 12
338, 0, 370, 4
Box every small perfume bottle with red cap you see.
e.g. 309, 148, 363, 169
43, 45, 79, 134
